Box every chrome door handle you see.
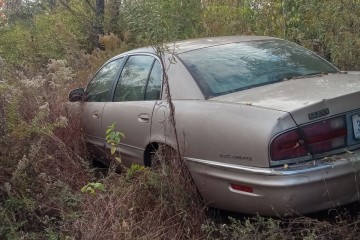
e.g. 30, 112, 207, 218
92, 113, 100, 119
138, 113, 150, 123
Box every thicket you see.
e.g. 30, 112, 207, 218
0, 0, 360, 239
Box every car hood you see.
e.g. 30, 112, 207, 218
210, 72, 360, 124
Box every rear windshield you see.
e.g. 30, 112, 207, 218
178, 39, 338, 98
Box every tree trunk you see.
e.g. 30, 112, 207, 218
109, 0, 121, 35
94, 0, 105, 49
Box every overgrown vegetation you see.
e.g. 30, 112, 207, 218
1, 0, 360, 239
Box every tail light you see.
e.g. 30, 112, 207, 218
271, 116, 347, 161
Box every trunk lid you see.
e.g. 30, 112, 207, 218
210, 73, 360, 125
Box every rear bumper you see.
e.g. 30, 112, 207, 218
185, 151, 360, 216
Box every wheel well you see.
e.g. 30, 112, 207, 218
144, 142, 159, 167
144, 142, 178, 167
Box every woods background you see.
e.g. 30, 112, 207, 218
1, 0, 359, 71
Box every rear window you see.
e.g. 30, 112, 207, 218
178, 39, 338, 98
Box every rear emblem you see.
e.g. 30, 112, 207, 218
308, 108, 330, 120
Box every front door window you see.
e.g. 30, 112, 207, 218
86, 58, 124, 102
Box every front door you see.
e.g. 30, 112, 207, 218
82, 57, 124, 148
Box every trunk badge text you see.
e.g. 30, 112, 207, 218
308, 108, 330, 120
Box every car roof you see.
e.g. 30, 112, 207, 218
116, 36, 278, 58
169, 35, 277, 53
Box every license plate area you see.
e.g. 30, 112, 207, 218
352, 113, 360, 139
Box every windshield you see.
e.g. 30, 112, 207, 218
178, 39, 338, 98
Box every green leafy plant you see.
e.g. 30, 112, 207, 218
125, 163, 147, 181
106, 122, 125, 163
81, 182, 105, 195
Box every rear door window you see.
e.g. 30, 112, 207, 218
145, 60, 162, 100
113, 55, 162, 101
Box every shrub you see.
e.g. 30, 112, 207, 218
0, 59, 91, 239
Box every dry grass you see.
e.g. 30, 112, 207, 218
69, 147, 206, 240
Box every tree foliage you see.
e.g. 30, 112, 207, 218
0, 0, 359, 70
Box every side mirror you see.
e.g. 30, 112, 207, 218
68, 88, 85, 102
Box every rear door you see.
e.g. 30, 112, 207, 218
102, 54, 163, 165
82, 57, 124, 148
